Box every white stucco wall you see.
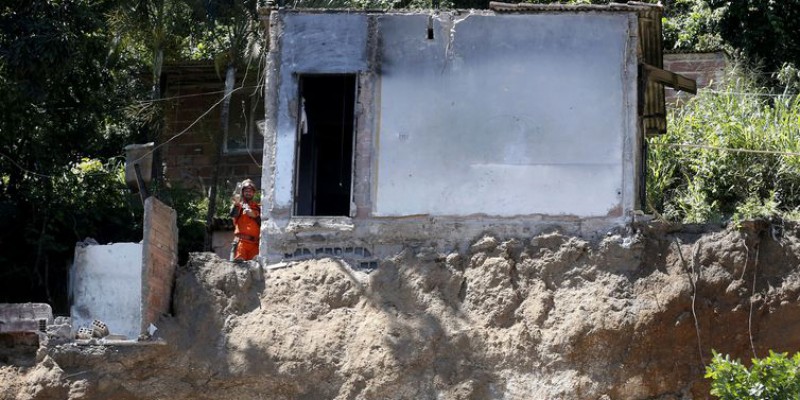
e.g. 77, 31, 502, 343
266, 10, 639, 220
273, 14, 369, 209
375, 13, 635, 217
71, 243, 142, 339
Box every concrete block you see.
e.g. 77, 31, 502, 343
0, 303, 52, 333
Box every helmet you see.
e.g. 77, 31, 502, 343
240, 179, 256, 191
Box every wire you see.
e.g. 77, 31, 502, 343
0, 87, 243, 179
650, 142, 800, 157
0, 151, 55, 178
702, 89, 799, 98
130, 86, 243, 164
134, 84, 263, 104
0, 151, 126, 179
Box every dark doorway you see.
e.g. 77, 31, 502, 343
294, 74, 356, 216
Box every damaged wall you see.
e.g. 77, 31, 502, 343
261, 8, 647, 261
375, 13, 636, 216
71, 243, 143, 339
141, 198, 178, 334
70, 198, 178, 340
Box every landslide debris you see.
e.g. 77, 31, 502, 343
3, 221, 800, 399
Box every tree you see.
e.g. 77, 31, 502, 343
0, 0, 144, 311
186, 0, 263, 251
714, 0, 800, 77
107, 0, 195, 190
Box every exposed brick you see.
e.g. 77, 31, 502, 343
665, 52, 727, 103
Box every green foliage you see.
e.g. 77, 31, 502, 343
163, 184, 208, 265
0, 0, 145, 311
52, 158, 143, 243
715, 0, 800, 79
647, 67, 800, 224
706, 350, 800, 399
732, 192, 780, 227
661, 0, 723, 52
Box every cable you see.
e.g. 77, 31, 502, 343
650, 142, 800, 157
0, 151, 126, 179
702, 89, 799, 98
130, 86, 243, 164
1, 87, 243, 179
134, 84, 263, 104
0, 151, 55, 178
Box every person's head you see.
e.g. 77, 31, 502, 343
240, 179, 257, 201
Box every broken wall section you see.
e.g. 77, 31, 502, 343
71, 242, 143, 339
70, 197, 178, 340
141, 197, 178, 335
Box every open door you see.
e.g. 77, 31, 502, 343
294, 74, 357, 216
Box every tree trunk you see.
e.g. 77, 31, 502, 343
204, 64, 236, 251
149, 47, 167, 199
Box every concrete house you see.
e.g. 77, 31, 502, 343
260, 2, 694, 263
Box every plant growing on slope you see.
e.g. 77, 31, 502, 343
706, 350, 800, 399
647, 66, 800, 224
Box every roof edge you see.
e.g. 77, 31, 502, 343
489, 1, 661, 13
257, 1, 662, 15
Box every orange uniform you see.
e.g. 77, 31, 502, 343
230, 179, 262, 261
231, 199, 261, 261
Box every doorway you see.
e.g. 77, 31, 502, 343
294, 74, 357, 216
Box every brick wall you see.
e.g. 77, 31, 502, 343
141, 197, 178, 335
161, 64, 263, 194
664, 52, 727, 103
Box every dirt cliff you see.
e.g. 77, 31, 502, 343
3, 221, 800, 399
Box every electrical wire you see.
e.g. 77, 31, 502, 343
0, 87, 243, 179
650, 142, 800, 157
134, 84, 263, 104
702, 89, 799, 98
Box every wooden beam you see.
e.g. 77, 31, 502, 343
641, 63, 697, 94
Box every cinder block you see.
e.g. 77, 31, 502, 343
0, 303, 53, 333
91, 319, 109, 338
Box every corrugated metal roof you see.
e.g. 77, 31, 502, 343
488, 1, 658, 13
637, 4, 667, 136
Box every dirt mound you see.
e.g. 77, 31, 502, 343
3, 221, 800, 399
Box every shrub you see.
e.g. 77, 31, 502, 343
706, 350, 800, 399
647, 66, 800, 224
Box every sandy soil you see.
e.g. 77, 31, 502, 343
3, 221, 800, 399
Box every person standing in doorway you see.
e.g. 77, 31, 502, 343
230, 179, 261, 261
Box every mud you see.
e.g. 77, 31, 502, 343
3, 221, 800, 399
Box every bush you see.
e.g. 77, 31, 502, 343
647, 66, 800, 224
706, 350, 800, 399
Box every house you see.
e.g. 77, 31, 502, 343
257, 3, 695, 263
158, 62, 266, 257
663, 51, 727, 103
160, 62, 265, 193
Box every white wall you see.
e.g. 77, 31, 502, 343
267, 11, 638, 219
71, 243, 142, 339
375, 13, 635, 217
273, 14, 369, 209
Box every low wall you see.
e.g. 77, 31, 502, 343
141, 197, 179, 334
71, 242, 143, 339
70, 197, 178, 340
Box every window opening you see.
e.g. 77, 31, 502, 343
224, 91, 264, 154
294, 74, 356, 216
